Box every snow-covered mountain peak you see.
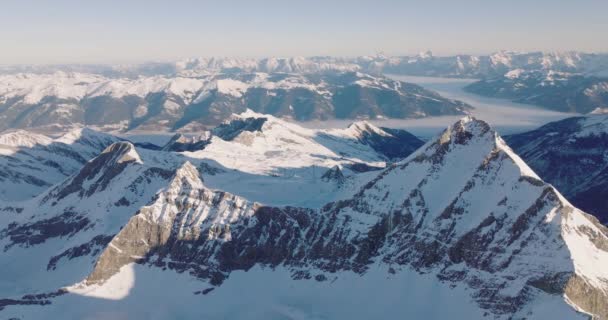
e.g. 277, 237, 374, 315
417, 50, 434, 59
504, 68, 526, 79
233, 108, 267, 119
333, 117, 608, 318
212, 112, 271, 142
0, 129, 53, 149
403, 116, 541, 184
56, 127, 118, 146
321, 165, 345, 183
168, 161, 204, 191
100, 141, 143, 165
345, 121, 390, 138
436, 115, 492, 145
32, 141, 164, 227
574, 114, 608, 138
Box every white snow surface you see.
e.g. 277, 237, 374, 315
573, 114, 608, 138
0, 127, 120, 201
0, 72, 207, 104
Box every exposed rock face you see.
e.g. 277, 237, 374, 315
0, 140, 180, 299
212, 117, 268, 141
161, 133, 211, 152
505, 115, 608, 223
86, 162, 260, 284
75, 118, 608, 319
321, 165, 345, 184
2, 211, 91, 250
42, 142, 142, 203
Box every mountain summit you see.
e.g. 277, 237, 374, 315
1, 116, 606, 319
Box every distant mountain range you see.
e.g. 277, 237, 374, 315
1, 113, 607, 319
159, 52, 608, 79
2, 51, 607, 121
465, 70, 608, 114
3, 51, 607, 79
362, 51, 608, 78
0, 71, 471, 132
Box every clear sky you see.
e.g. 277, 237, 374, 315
1, 0, 607, 64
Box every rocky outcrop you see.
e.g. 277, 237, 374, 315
321, 165, 345, 184
161, 133, 211, 152
212, 117, 268, 141
1, 211, 91, 250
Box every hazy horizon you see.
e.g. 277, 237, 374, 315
2, 0, 607, 64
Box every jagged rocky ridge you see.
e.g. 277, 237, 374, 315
1, 117, 608, 319
0, 141, 177, 296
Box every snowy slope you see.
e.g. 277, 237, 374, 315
177, 111, 423, 206
0, 127, 119, 202
505, 114, 608, 222
0, 112, 424, 209
1, 116, 607, 319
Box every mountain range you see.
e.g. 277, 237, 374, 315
362, 51, 608, 78
3, 51, 607, 78
0, 71, 470, 132
465, 70, 608, 114
0, 112, 607, 319
3, 51, 608, 120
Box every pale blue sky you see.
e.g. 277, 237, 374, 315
1, 0, 607, 64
